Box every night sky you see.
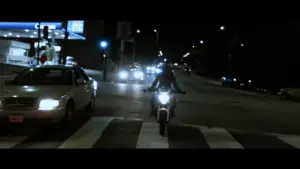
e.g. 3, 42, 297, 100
67, 20, 300, 87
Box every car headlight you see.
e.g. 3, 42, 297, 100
158, 92, 170, 105
233, 78, 237, 81
156, 68, 162, 73
146, 66, 151, 71
38, 99, 59, 111
119, 71, 128, 79
134, 71, 144, 79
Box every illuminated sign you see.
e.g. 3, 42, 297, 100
0, 22, 62, 30
67, 20, 84, 33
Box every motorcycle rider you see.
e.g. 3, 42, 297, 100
148, 63, 185, 118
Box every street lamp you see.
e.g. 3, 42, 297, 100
220, 25, 225, 31
136, 29, 140, 34
153, 29, 159, 57
192, 45, 195, 48
100, 40, 108, 49
200, 40, 204, 44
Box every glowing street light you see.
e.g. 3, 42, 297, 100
154, 29, 157, 33
100, 40, 108, 49
137, 29, 140, 33
192, 46, 195, 48
183, 52, 190, 58
200, 40, 204, 44
220, 25, 225, 31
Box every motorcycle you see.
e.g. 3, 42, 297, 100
143, 87, 186, 136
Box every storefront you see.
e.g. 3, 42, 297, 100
0, 21, 85, 65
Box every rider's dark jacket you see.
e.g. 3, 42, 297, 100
150, 70, 183, 92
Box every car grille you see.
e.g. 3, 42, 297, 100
2, 97, 39, 110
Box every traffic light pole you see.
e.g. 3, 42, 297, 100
36, 22, 41, 65
102, 48, 109, 82
62, 21, 69, 65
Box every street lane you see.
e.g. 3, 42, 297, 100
174, 70, 300, 135
1, 68, 300, 148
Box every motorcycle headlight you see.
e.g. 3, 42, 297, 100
38, 99, 59, 111
119, 71, 128, 79
158, 93, 170, 105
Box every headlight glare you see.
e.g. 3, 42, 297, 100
158, 93, 170, 105
39, 99, 59, 111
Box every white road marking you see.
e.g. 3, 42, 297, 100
277, 135, 300, 149
58, 117, 114, 149
136, 122, 169, 149
0, 136, 27, 148
198, 126, 244, 149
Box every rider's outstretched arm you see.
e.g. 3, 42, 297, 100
150, 76, 159, 90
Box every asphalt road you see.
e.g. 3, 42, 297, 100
1, 69, 300, 148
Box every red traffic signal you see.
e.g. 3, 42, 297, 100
40, 53, 47, 65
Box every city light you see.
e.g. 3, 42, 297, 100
100, 40, 108, 49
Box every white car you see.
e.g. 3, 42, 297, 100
0, 65, 97, 127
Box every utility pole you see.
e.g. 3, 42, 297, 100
100, 40, 109, 81
120, 40, 125, 68
132, 38, 136, 62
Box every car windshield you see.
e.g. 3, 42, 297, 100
11, 68, 73, 85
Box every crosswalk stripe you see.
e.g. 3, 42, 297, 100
58, 117, 114, 149
0, 116, 299, 149
136, 122, 169, 149
276, 135, 300, 149
0, 136, 27, 148
198, 126, 244, 149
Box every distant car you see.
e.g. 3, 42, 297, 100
118, 67, 145, 83
0, 65, 97, 127
221, 76, 253, 90
221, 76, 233, 85
184, 67, 192, 74
66, 56, 77, 66
278, 88, 300, 101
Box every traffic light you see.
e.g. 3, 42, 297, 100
43, 26, 49, 40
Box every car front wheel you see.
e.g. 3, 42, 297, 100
59, 102, 75, 128
86, 95, 96, 113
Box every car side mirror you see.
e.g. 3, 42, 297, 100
76, 79, 86, 86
